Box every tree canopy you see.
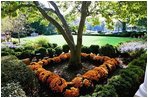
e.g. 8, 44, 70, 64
2, 1, 147, 31
1, 1, 147, 69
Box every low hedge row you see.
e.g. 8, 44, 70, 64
86, 52, 146, 97
2, 43, 119, 60
81, 44, 118, 57
83, 31, 146, 38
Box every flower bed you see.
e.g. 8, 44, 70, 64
28, 53, 120, 97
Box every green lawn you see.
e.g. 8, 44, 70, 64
20, 35, 140, 46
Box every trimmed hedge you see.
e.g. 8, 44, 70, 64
47, 48, 55, 57
62, 44, 70, 53
1, 55, 40, 96
18, 50, 34, 59
100, 44, 117, 57
92, 85, 118, 97
35, 47, 47, 58
89, 45, 99, 54
52, 43, 58, 48
55, 46, 62, 56
81, 46, 90, 54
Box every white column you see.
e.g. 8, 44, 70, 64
135, 65, 147, 97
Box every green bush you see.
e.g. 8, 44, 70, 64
14, 47, 24, 52
62, 44, 70, 53
92, 85, 118, 97
24, 45, 34, 50
89, 53, 146, 97
130, 49, 146, 59
47, 48, 55, 57
48, 43, 53, 48
2, 47, 15, 55
19, 50, 34, 59
52, 43, 58, 48
81, 46, 90, 54
139, 53, 147, 61
100, 44, 116, 57
128, 59, 146, 70
129, 52, 147, 70
14, 52, 22, 58
108, 75, 132, 96
89, 45, 99, 54
1, 51, 10, 56
108, 64, 145, 96
1, 82, 26, 97
1, 55, 40, 96
120, 66, 144, 83
35, 47, 47, 58
55, 46, 62, 56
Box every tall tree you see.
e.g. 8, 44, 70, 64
1, 1, 146, 69
2, 1, 91, 69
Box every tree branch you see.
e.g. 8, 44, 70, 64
43, 8, 55, 13
49, 1, 75, 45
77, 1, 91, 50
33, 1, 75, 49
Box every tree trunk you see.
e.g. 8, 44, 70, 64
34, 1, 91, 70
68, 48, 82, 70
68, 1, 91, 70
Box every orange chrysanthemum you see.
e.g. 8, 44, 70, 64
40, 71, 53, 83
59, 54, 68, 60
83, 79, 92, 87
46, 73, 60, 83
64, 87, 79, 97
93, 67, 108, 78
104, 63, 116, 72
93, 55, 103, 61
100, 64, 108, 72
52, 57, 61, 63
50, 77, 67, 93
71, 77, 83, 88
83, 70, 100, 81
28, 64, 42, 71
89, 53, 96, 60
38, 61, 43, 65
35, 68, 46, 76
65, 53, 71, 59
41, 59, 49, 66
81, 53, 89, 58
102, 56, 111, 62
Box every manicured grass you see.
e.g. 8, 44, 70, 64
20, 35, 140, 46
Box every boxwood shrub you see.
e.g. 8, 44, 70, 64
1, 55, 40, 96
99, 44, 116, 57
81, 46, 90, 54
47, 48, 55, 57
52, 43, 58, 48
35, 47, 47, 58
55, 46, 62, 56
89, 45, 99, 54
62, 44, 70, 53
92, 85, 118, 97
